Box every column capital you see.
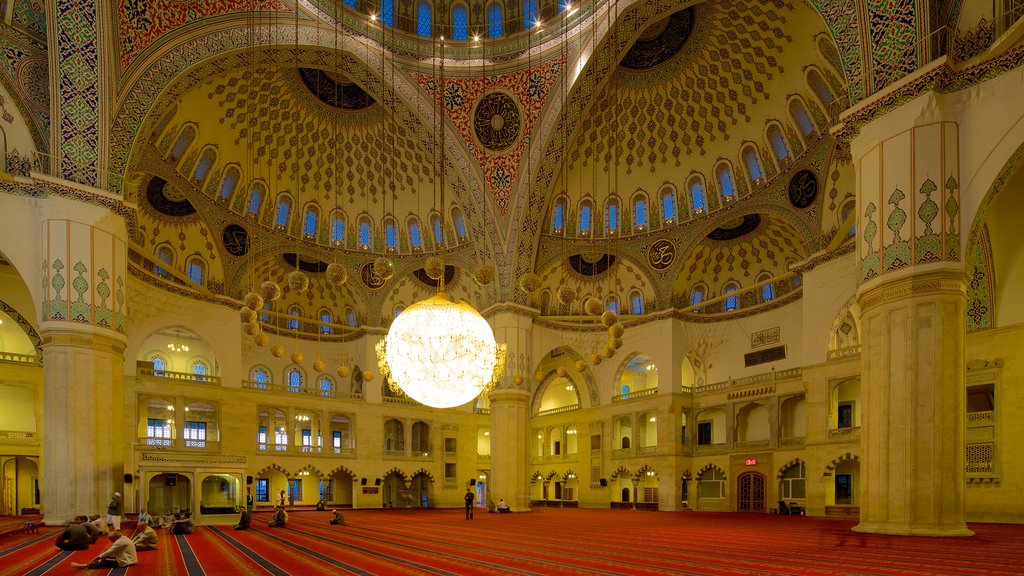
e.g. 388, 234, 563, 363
40, 326, 127, 354
857, 267, 966, 313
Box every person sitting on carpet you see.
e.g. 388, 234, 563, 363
55, 517, 91, 551
316, 498, 327, 511
137, 508, 153, 527
329, 509, 345, 526
131, 520, 158, 551
497, 499, 511, 513
80, 515, 101, 544
160, 509, 174, 528
234, 508, 251, 530
268, 505, 288, 528
70, 531, 137, 570
487, 499, 496, 513
169, 513, 194, 535
87, 514, 108, 536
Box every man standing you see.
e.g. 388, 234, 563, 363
106, 492, 122, 531
464, 489, 475, 520
246, 488, 254, 513
71, 532, 137, 570
55, 517, 91, 551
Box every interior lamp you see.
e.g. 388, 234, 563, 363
376, 292, 507, 408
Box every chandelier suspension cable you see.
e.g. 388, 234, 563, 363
438, 36, 447, 294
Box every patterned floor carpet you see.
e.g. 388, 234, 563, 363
2, 509, 1023, 575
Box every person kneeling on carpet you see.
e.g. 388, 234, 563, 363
268, 505, 288, 527
316, 498, 327, 511
71, 531, 137, 570
329, 509, 345, 526
132, 520, 158, 551
497, 499, 511, 513
234, 508, 251, 530
55, 516, 91, 551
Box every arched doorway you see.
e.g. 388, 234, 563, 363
737, 471, 766, 512
147, 473, 191, 516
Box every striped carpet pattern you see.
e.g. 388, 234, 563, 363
2, 509, 1023, 575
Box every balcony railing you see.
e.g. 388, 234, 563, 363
536, 404, 581, 416
612, 388, 658, 402
694, 442, 728, 453
696, 368, 802, 395
966, 441, 994, 474
139, 368, 221, 385
735, 439, 770, 450
241, 380, 337, 398
828, 426, 861, 441
383, 395, 419, 406
0, 352, 40, 365
967, 411, 994, 426
0, 430, 36, 441
139, 437, 219, 450
257, 443, 290, 452
331, 446, 355, 456
779, 436, 805, 447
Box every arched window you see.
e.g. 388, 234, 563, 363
578, 199, 593, 236
768, 125, 791, 165
606, 295, 619, 314
155, 245, 174, 278
723, 282, 739, 311
343, 0, 356, 7
524, 0, 538, 29
393, 304, 405, 320
757, 273, 775, 302
452, 208, 467, 240
417, 0, 432, 37
345, 307, 357, 327
687, 177, 706, 216
218, 167, 239, 201
690, 284, 705, 308
319, 309, 333, 334
430, 213, 445, 246
539, 289, 551, 315
275, 196, 293, 229
169, 126, 195, 162
716, 163, 736, 202
840, 199, 856, 239
789, 99, 817, 141
632, 194, 648, 232
330, 210, 346, 246
550, 197, 566, 233
192, 148, 216, 183
260, 302, 270, 322
380, 0, 394, 26
303, 205, 319, 238
318, 376, 335, 394
358, 216, 373, 250
190, 359, 210, 377
687, 180, 703, 215
287, 367, 304, 390
150, 354, 169, 372
251, 367, 270, 384
287, 305, 302, 331
408, 218, 423, 250
630, 290, 644, 315
452, 3, 469, 40
487, 1, 503, 38
742, 146, 764, 184
246, 183, 265, 216
807, 69, 835, 107
780, 462, 806, 499
384, 218, 398, 252
605, 197, 620, 235
699, 468, 725, 499
661, 186, 678, 222
186, 257, 205, 285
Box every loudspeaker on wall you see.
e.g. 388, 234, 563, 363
470, 478, 476, 486
375, 478, 382, 486
246, 475, 253, 485
361, 478, 367, 486
599, 478, 608, 487
124, 473, 133, 484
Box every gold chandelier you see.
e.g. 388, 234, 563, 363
376, 292, 506, 408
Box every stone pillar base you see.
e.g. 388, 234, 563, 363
852, 521, 974, 537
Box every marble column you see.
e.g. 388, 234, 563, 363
488, 308, 533, 512
850, 95, 971, 536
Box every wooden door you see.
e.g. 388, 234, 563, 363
737, 472, 766, 512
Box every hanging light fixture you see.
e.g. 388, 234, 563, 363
167, 329, 190, 352
376, 37, 506, 408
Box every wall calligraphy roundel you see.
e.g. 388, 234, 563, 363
473, 92, 521, 152
647, 239, 676, 270
222, 224, 249, 257
788, 170, 819, 209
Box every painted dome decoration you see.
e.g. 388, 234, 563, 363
619, 7, 696, 70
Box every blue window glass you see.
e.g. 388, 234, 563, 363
169, 128, 194, 161
689, 180, 705, 213
723, 284, 738, 311
155, 246, 173, 278
320, 311, 333, 334
579, 203, 591, 235
524, 0, 538, 29
453, 4, 468, 40
690, 287, 704, 307
607, 296, 619, 314
193, 150, 214, 182
346, 309, 357, 327
304, 207, 318, 237
761, 282, 775, 302
551, 200, 564, 232
275, 197, 291, 228
630, 292, 644, 315
319, 377, 334, 392
331, 213, 345, 244
633, 197, 648, 230
559, 0, 570, 11
409, 221, 423, 249
359, 219, 372, 248
219, 168, 238, 200
453, 210, 467, 238
487, 2, 503, 38
808, 70, 834, 106
187, 259, 204, 285
663, 190, 678, 220
260, 303, 270, 322
791, 274, 802, 288
288, 307, 301, 331
381, 0, 394, 26
606, 201, 619, 234
247, 185, 263, 216
417, 1, 432, 37
288, 368, 303, 389
743, 148, 763, 182
717, 166, 735, 200
151, 356, 167, 371
255, 478, 269, 501
343, 0, 356, 7
385, 220, 397, 250
769, 126, 790, 163
253, 369, 269, 384
791, 101, 816, 138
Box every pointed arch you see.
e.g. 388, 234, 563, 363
382, 467, 409, 483
255, 463, 291, 478
823, 453, 859, 477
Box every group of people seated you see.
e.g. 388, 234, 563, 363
233, 503, 344, 530
55, 513, 160, 570
487, 499, 512, 513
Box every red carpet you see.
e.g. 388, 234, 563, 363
3, 509, 1023, 575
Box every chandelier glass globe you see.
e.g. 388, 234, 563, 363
376, 292, 506, 408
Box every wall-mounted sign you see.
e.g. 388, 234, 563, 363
361, 487, 379, 494
751, 327, 781, 349
745, 458, 757, 466
647, 239, 676, 270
